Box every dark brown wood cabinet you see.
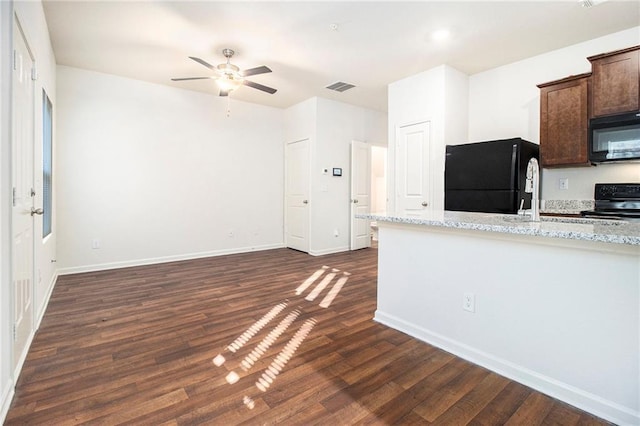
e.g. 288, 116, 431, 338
537, 73, 591, 167
588, 45, 640, 118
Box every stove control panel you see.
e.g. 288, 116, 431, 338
595, 183, 640, 200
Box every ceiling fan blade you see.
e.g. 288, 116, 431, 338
219, 90, 229, 97
189, 56, 217, 71
241, 66, 272, 77
243, 80, 277, 94
171, 76, 213, 81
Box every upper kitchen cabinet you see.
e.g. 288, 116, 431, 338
588, 45, 640, 118
537, 73, 591, 167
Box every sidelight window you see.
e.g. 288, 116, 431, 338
42, 90, 52, 238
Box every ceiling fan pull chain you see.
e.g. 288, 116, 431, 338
226, 95, 231, 117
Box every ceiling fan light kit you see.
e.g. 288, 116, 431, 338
171, 48, 277, 98
215, 74, 243, 94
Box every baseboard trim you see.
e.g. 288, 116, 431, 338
374, 310, 638, 426
1, 377, 15, 425
309, 246, 350, 256
36, 270, 59, 328
4, 271, 59, 424
12, 327, 34, 394
57, 243, 286, 275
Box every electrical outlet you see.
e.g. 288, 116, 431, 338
91, 239, 101, 249
228, 230, 234, 238
333, 229, 339, 237
463, 292, 475, 313
559, 178, 569, 190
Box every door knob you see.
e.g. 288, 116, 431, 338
421, 201, 428, 207
30, 207, 44, 216
353, 199, 359, 204
302, 200, 308, 204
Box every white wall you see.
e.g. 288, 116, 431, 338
388, 65, 469, 212
388, 66, 444, 213
443, 66, 469, 147
376, 223, 639, 425
0, 1, 13, 421
469, 27, 640, 201
1, 0, 57, 422
14, 0, 58, 325
313, 97, 386, 254
371, 146, 387, 214
283, 97, 387, 255
283, 97, 317, 144
56, 66, 285, 273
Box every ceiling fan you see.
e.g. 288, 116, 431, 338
171, 48, 277, 97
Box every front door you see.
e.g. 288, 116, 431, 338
285, 139, 310, 252
396, 121, 431, 215
12, 19, 35, 372
350, 140, 371, 250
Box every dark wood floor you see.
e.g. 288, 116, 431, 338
6, 247, 610, 425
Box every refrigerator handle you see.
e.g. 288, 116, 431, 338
510, 144, 518, 190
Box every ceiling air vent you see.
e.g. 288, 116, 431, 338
326, 81, 356, 93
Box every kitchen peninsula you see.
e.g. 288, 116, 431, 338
359, 211, 639, 425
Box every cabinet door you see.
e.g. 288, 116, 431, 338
590, 47, 640, 118
539, 76, 590, 167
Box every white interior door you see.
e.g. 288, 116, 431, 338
396, 122, 431, 215
350, 140, 371, 250
12, 19, 35, 372
285, 139, 310, 252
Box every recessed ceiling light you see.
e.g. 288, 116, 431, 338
432, 29, 450, 42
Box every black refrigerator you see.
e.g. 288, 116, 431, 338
445, 138, 540, 214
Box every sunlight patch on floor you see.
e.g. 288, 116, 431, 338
320, 272, 350, 308
305, 269, 339, 302
226, 302, 288, 354
295, 265, 329, 295
240, 309, 300, 371
255, 318, 317, 392
211, 265, 351, 410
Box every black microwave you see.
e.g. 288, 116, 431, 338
589, 111, 640, 163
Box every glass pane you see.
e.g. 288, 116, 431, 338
43, 90, 52, 238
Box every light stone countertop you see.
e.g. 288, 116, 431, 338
541, 199, 594, 215
359, 210, 640, 246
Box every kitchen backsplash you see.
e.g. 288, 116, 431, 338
542, 199, 594, 214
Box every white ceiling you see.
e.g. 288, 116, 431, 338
42, 1, 640, 112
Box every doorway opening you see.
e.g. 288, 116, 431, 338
370, 146, 387, 241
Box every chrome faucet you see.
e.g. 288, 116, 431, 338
525, 157, 540, 221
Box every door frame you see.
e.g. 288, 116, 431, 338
10, 13, 37, 379
284, 138, 311, 252
349, 140, 371, 250
394, 120, 433, 214
0, 3, 14, 407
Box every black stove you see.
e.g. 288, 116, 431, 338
580, 183, 640, 220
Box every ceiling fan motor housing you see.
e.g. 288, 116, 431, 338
218, 62, 241, 75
